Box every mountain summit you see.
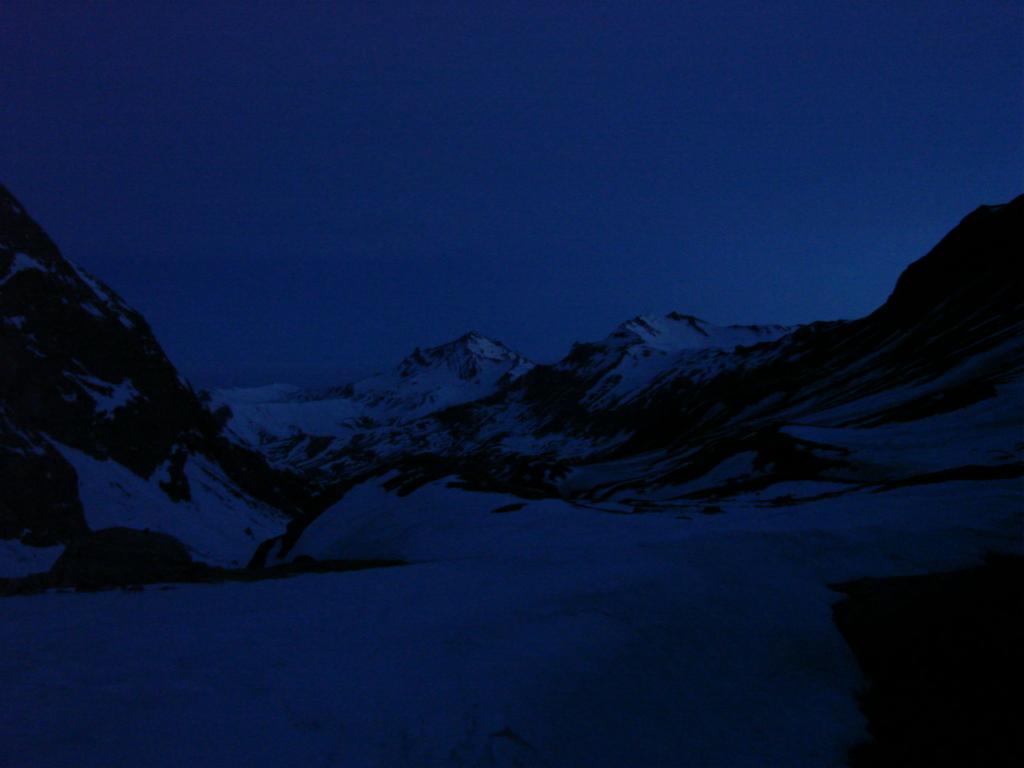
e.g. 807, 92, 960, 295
397, 331, 533, 383
212, 331, 535, 467
609, 313, 790, 353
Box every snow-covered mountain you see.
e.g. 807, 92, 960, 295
535, 313, 793, 411
609, 312, 789, 352
211, 330, 533, 476
212, 314, 795, 487
2, 183, 1021, 767
390, 330, 534, 387
224, 198, 1024, 538
0, 184, 308, 571
249, 195, 1023, 563
5, 182, 1019, 575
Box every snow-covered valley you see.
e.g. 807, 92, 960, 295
2, 183, 1022, 766
3, 473, 1018, 767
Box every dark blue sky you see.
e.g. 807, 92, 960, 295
3, 1, 1021, 386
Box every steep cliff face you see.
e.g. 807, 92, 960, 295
0, 186, 198, 476
0, 185, 307, 566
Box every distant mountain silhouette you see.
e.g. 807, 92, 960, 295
2, 183, 1021, 572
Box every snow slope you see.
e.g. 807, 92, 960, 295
54, 443, 287, 567
2, 475, 1019, 767
0, 539, 62, 577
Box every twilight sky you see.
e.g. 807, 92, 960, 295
2, 1, 1022, 386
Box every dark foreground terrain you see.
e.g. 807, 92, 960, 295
0, 527, 404, 596
833, 554, 1024, 767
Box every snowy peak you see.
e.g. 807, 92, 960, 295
608, 312, 791, 353
396, 331, 533, 383
213, 332, 535, 451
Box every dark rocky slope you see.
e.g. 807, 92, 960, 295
833, 554, 1024, 767
1, 184, 310, 555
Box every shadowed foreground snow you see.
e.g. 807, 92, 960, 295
2, 478, 1020, 767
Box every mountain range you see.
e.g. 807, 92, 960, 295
3, 182, 1021, 571
1, 182, 1021, 767
220, 198, 1022, 566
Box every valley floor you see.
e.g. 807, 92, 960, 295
1, 479, 1020, 767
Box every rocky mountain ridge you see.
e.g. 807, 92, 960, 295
2, 184, 1021, 576
0, 184, 311, 569
246, 196, 1023, 562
